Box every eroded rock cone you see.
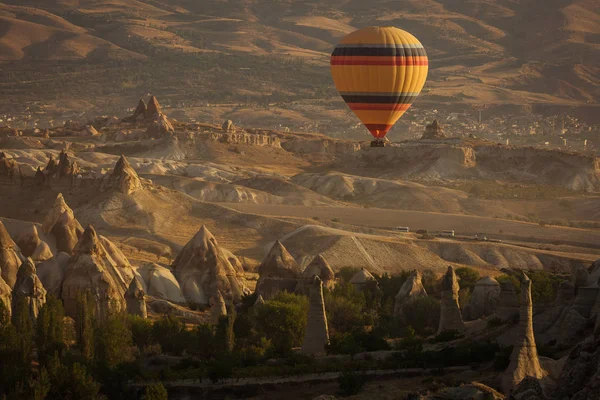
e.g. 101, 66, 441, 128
146, 95, 162, 118
253, 294, 265, 307
102, 155, 142, 195
45, 154, 58, 176
125, 277, 147, 318
0, 152, 17, 180
502, 272, 545, 395
210, 290, 227, 325
394, 270, 428, 317
12, 258, 47, 321
58, 150, 75, 178
0, 276, 11, 317
99, 235, 134, 285
464, 276, 500, 321
146, 113, 174, 139
16, 224, 52, 261
84, 125, 100, 137
222, 120, 235, 133
297, 254, 335, 294
61, 225, 127, 320
37, 252, 70, 297
438, 266, 465, 333
349, 267, 377, 291
497, 280, 519, 321
255, 240, 301, 300
172, 225, 247, 305
35, 167, 46, 187
134, 263, 185, 303
42, 193, 83, 254
301, 276, 329, 355
133, 99, 147, 120
0, 220, 22, 288
421, 120, 446, 140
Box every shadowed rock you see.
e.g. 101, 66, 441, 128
0, 152, 17, 180
438, 266, 465, 333
146, 95, 162, 117
210, 290, 227, 325
301, 276, 329, 355
502, 272, 545, 394
16, 224, 52, 261
572, 280, 598, 318
394, 270, 428, 317
255, 240, 301, 300
125, 277, 147, 318
253, 294, 265, 306
58, 150, 76, 178
102, 155, 142, 195
0, 220, 22, 288
172, 225, 247, 305
463, 276, 500, 321
0, 275, 11, 317
421, 120, 446, 140
134, 263, 185, 304
146, 113, 174, 139
12, 258, 47, 321
222, 120, 235, 133
496, 280, 519, 321
42, 193, 83, 255
45, 154, 58, 176
575, 266, 592, 288
61, 225, 127, 320
37, 252, 70, 297
133, 99, 147, 120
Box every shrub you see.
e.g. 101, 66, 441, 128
400, 297, 440, 337
455, 267, 480, 293
431, 330, 464, 343
338, 370, 366, 396
143, 382, 168, 400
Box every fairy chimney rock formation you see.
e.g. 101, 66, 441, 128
497, 280, 520, 321
102, 155, 142, 195
0, 276, 11, 316
45, 155, 58, 176
16, 224, 52, 262
61, 225, 127, 320
146, 113, 174, 139
502, 272, 545, 394
394, 270, 428, 316
0, 220, 22, 288
421, 120, 446, 140
464, 276, 501, 321
58, 150, 76, 178
350, 268, 377, 291
36, 252, 70, 297
210, 290, 227, 325
125, 277, 147, 318
146, 96, 162, 118
555, 281, 575, 305
301, 276, 329, 355
253, 294, 265, 307
172, 225, 247, 305
222, 120, 235, 133
12, 258, 47, 321
297, 254, 335, 294
255, 240, 301, 300
572, 280, 599, 318
133, 99, 147, 120
42, 193, 83, 255
438, 266, 466, 333
575, 266, 592, 288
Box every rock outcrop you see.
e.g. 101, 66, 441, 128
58, 150, 77, 178
83, 125, 100, 137
101, 155, 143, 195
421, 120, 446, 140
296, 254, 335, 294
502, 273, 544, 395
222, 120, 235, 133
125, 277, 147, 318
438, 266, 465, 333
575, 266, 592, 287
61, 225, 127, 320
394, 270, 428, 317
42, 193, 83, 254
210, 290, 227, 324
36, 252, 70, 297
301, 276, 329, 355
0, 152, 17, 180
45, 155, 58, 176
146, 113, 174, 139
134, 263, 185, 303
255, 241, 301, 300
15, 224, 52, 261
0, 276, 11, 316
349, 268, 377, 291
0, 220, 22, 288
133, 99, 147, 121
12, 258, 47, 321
172, 225, 247, 305
572, 280, 598, 318
463, 276, 500, 321
146, 96, 162, 118
496, 280, 519, 321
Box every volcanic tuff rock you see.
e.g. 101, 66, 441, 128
394, 270, 428, 317
146, 95, 162, 118
438, 266, 466, 333
171, 225, 247, 305
125, 277, 147, 318
58, 150, 77, 178
36, 252, 70, 297
496, 280, 519, 321
16, 224, 52, 261
61, 225, 127, 320
463, 276, 500, 321
0, 276, 11, 316
301, 276, 329, 355
296, 254, 335, 294
132, 99, 147, 121
222, 120, 235, 133
12, 258, 47, 321
572, 281, 598, 318
255, 240, 301, 300
45, 155, 58, 176
210, 290, 227, 325
0, 220, 22, 288
349, 267, 377, 290
0, 152, 17, 180
42, 193, 83, 254
146, 113, 174, 139
421, 119, 446, 140
134, 263, 185, 303
101, 155, 142, 195
575, 265, 592, 287
502, 273, 545, 395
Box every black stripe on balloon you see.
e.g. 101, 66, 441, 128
331, 47, 427, 57
341, 94, 419, 104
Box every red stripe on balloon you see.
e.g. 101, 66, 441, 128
348, 103, 412, 111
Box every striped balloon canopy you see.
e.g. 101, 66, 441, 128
330, 26, 428, 139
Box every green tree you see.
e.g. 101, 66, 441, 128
401, 296, 440, 337
76, 291, 96, 361
455, 267, 480, 294
528, 270, 561, 304
95, 313, 133, 369
12, 296, 34, 364
128, 315, 155, 352
152, 315, 186, 355
215, 312, 235, 354
36, 295, 66, 364
143, 382, 168, 400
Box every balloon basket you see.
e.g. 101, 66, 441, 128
370, 140, 386, 148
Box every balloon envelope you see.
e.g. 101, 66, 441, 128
330, 26, 428, 139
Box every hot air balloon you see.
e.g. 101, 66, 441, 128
330, 26, 428, 147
